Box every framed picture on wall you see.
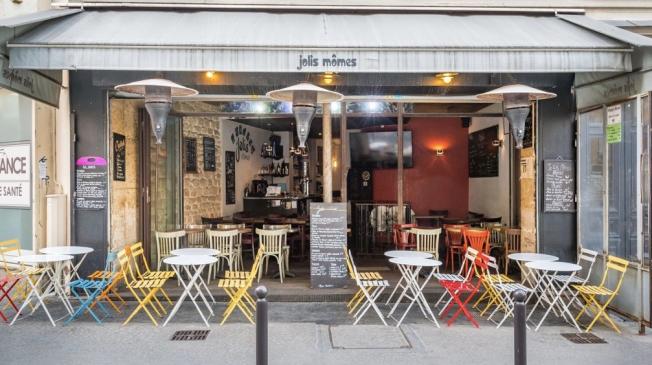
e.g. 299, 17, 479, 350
184, 137, 197, 173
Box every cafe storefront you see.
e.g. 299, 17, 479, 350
4, 7, 652, 321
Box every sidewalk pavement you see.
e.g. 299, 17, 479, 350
1, 302, 651, 365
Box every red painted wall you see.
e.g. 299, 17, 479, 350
372, 118, 469, 217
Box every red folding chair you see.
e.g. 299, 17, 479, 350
0, 275, 20, 322
439, 247, 482, 328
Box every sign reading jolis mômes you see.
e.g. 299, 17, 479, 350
0, 143, 31, 208
75, 156, 108, 210
113, 133, 126, 181
606, 104, 622, 144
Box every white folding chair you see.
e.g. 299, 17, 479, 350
349, 250, 389, 326
551, 247, 598, 313
206, 229, 240, 283
482, 254, 532, 328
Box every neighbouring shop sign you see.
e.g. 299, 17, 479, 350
0, 142, 31, 208
606, 105, 622, 144
310, 202, 348, 289
113, 133, 126, 181
0, 55, 60, 108
75, 156, 108, 210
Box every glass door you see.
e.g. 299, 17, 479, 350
578, 108, 605, 253
141, 114, 183, 265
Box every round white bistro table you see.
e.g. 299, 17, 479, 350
525, 261, 582, 331
10, 254, 74, 326
40, 246, 94, 283
507, 253, 558, 287
384, 250, 433, 305
162, 255, 218, 327
387, 257, 442, 327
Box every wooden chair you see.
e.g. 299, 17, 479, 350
217, 223, 256, 260
256, 228, 289, 283
463, 228, 490, 254
392, 223, 417, 250
503, 228, 522, 275
185, 224, 210, 247
444, 224, 468, 272
412, 228, 442, 260
206, 229, 241, 283
155, 230, 185, 271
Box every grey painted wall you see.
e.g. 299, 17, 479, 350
70, 71, 108, 275
537, 75, 577, 262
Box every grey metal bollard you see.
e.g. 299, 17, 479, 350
513, 289, 527, 365
256, 286, 268, 365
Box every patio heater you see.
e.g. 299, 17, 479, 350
266, 83, 343, 150
477, 84, 556, 149
115, 79, 197, 144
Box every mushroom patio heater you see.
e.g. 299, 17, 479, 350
266, 83, 343, 150
477, 84, 556, 149
115, 79, 197, 144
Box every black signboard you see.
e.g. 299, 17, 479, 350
225, 151, 236, 205
184, 137, 197, 173
203, 137, 216, 171
112, 133, 126, 181
468, 125, 499, 178
310, 202, 348, 289
75, 156, 108, 210
544, 159, 576, 212
523, 112, 533, 148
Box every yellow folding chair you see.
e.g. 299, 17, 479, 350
128, 242, 175, 306
218, 245, 265, 324
473, 254, 514, 316
343, 246, 384, 314
118, 246, 170, 326
573, 255, 629, 333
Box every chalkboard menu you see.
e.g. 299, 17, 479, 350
112, 133, 126, 181
225, 151, 236, 205
75, 156, 108, 210
203, 137, 216, 171
469, 125, 499, 178
523, 113, 533, 148
544, 159, 576, 212
184, 137, 197, 173
310, 203, 348, 289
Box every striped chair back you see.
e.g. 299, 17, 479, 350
256, 229, 287, 256
412, 228, 442, 260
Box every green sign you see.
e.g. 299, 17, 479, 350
606, 105, 622, 144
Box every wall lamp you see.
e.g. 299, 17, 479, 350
492, 139, 503, 148
435, 148, 445, 157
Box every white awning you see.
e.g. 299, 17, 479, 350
7, 10, 646, 73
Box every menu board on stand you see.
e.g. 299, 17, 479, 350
75, 156, 108, 210
310, 202, 348, 289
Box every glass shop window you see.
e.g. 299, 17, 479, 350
578, 108, 605, 253
607, 99, 638, 261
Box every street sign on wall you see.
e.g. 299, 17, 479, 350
0, 142, 31, 208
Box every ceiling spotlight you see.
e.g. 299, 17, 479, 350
323, 72, 336, 85
365, 101, 381, 113
253, 102, 268, 114
330, 102, 341, 114
205, 71, 216, 79
436, 72, 458, 84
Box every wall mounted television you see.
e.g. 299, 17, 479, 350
349, 131, 413, 168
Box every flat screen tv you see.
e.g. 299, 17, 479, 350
349, 131, 413, 168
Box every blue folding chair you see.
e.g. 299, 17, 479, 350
65, 252, 118, 325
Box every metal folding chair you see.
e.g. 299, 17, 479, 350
343, 246, 384, 314
349, 250, 389, 326
218, 245, 265, 325
438, 247, 482, 327
573, 255, 629, 333
65, 252, 119, 324
0, 275, 20, 322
